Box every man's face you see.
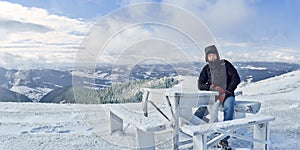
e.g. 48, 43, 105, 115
207, 53, 218, 62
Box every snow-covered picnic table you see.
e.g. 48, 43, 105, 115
109, 88, 275, 150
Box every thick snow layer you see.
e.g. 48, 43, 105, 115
1, 70, 300, 149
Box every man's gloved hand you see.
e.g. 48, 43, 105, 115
209, 84, 226, 103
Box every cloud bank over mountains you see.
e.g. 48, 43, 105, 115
0, 1, 299, 69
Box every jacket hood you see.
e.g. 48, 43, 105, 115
205, 45, 220, 62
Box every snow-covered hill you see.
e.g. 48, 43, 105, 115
0, 70, 299, 149
238, 70, 300, 96
10, 86, 53, 102
237, 70, 300, 149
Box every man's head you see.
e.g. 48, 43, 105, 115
205, 45, 220, 62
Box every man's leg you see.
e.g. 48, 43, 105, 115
223, 96, 235, 121
221, 96, 235, 142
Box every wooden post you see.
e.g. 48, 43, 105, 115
173, 95, 180, 150
254, 122, 270, 150
110, 111, 123, 134
193, 133, 207, 150
136, 128, 155, 150
142, 90, 150, 117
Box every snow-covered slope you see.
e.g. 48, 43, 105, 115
10, 86, 52, 102
238, 70, 300, 96
0, 70, 299, 149
236, 70, 300, 149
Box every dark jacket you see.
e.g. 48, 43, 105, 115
198, 59, 241, 99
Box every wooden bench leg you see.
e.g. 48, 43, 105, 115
142, 91, 150, 117
136, 128, 155, 150
193, 133, 207, 150
254, 122, 270, 150
110, 111, 123, 134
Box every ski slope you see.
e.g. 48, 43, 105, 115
0, 70, 299, 149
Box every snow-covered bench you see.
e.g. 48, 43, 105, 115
181, 114, 275, 150
109, 105, 167, 150
140, 88, 268, 149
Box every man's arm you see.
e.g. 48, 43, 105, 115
226, 61, 241, 94
198, 65, 210, 91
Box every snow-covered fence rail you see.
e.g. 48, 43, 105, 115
109, 105, 167, 150
181, 114, 275, 150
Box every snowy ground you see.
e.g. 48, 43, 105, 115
0, 70, 299, 149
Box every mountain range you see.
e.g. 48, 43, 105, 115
0, 61, 299, 102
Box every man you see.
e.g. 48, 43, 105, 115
195, 45, 241, 149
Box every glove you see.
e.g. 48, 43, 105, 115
209, 84, 226, 103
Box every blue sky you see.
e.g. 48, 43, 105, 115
3, 0, 122, 19
0, 0, 299, 69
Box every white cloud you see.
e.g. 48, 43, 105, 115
0, 19, 52, 33
1, 1, 298, 69
221, 41, 253, 47
161, 0, 255, 34
0, 1, 89, 33
113, 0, 299, 64
76, 3, 218, 67
259, 50, 298, 63
0, 1, 92, 69
223, 47, 300, 63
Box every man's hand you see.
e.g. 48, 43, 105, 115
209, 84, 226, 103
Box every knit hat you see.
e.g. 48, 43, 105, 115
205, 45, 220, 62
